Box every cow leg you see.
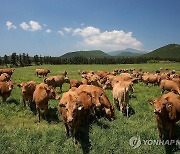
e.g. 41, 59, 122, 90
64, 123, 69, 139
2, 96, 8, 103
161, 87, 165, 94
170, 123, 175, 140
126, 105, 129, 118
23, 99, 26, 108
60, 85, 62, 93
36, 106, 41, 124
157, 124, 163, 140
44, 105, 49, 121
72, 124, 79, 145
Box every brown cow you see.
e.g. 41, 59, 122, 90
112, 82, 129, 117
58, 90, 86, 144
17, 81, 36, 108
0, 81, 14, 102
78, 85, 114, 120
44, 75, 69, 93
160, 79, 180, 94
0, 68, 15, 77
33, 83, 60, 123
148, 92, 180, 140
69, 79, 82, 88
35, 69, 50, 77
0, 73, 11, 82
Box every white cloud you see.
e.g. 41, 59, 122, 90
58, 30, 64, 36
20, 22, 30, 30
29, 21, 42, 31
72, 26, 142, 51
81, 23, 85, 26
63, 27, 73, 33
19, 21, 42, 31
73, 26, 100, 37
46, 29, 52, 33
6, 21, 17, 30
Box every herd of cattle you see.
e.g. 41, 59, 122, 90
0, 67, 180, 144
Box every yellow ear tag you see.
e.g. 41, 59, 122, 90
78, 106, 83, 110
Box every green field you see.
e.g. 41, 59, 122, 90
0, 63, 180, 154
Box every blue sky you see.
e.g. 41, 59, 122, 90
0, 0, 180, 56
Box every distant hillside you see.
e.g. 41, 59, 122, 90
142, 44, 180, 59
115, 52, 143, 57
108, 48, 146, 56
60, 50, 111, 58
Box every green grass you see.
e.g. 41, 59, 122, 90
0, 63, 180, 154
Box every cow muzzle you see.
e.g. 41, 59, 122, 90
154, 109, 161, 114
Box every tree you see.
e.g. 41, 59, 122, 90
33, 55, 39, 65
10, 52, 18, 66
3, 54, 9, 66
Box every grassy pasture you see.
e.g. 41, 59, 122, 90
0, 63, 180, 154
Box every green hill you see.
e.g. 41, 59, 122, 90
60, 50, 111, 58
142, 44, 180, 59
115, 51, 143, 57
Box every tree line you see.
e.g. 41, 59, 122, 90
0, 52, 179, 67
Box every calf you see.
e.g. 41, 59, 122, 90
0, 81, 14, 102
17, 81, 36, 108
33, 83, 60, 123
148, 92, 180, 140
112, 82, 129, 117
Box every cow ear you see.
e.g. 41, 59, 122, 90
59, 104, 66, 108
166, 102, 176, 120
148, 99, 155, 105
17, 84, 21, 88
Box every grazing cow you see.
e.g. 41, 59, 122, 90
35, 69, 50, 77
148, 92, 180, 140
78, 85, 114, 120
33, 83, 60, 123
0, 81, 14, 102
0, 73, 11, 82
44, 75, 69, 93
69, 79, 82, 88
58, 90, 85, 144
0, 68, 15, 77
17, 81, 36, 108
142, 74, 160, 85
160, 79, 180, 94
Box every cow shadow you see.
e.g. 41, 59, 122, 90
77, 125, 92, 154
77, 115, 111, 154
47, 107, 60, 123
6, 98, 20, 105
164, 124, 180, 154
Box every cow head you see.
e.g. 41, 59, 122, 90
7, 81, 14, 91
47, 86, 60, 100
59, 94, 83, 125
148, 98, 168, 114
64, 76, 70, 83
